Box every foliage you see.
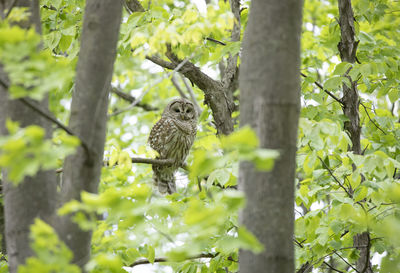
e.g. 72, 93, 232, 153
17, 219, 80, 273
0, 0, 399, 272
297, 0, 400, 272
0, 120, 79, 184
0, 21, 75, 100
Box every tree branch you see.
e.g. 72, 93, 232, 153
360, 101, 387, 135
128, 252, 236, 268
145, 55, 176, 70
19, 98, 75, 135
0, 77, 78, 137
206, 37, 227, 46
130, 157, 174, 166
323, 261, 345, 273
221, 0, 240, 92
110, 55, 193, 117
4, 0, 17, 18
164, 45, 234, 135
111, 86, 158, 111
316, 154, 353, 198
171, 74, 188, 99
124, 0, 145, 13
334, 250, 360, 273
180, 74, 202, 114
301, 72, 343, 104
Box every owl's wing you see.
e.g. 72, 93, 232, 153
148, 117, 177, 155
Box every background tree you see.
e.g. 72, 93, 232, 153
238, 0, 303, 272
0, 1, 57, 272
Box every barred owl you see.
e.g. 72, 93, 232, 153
148, 98, 198, 194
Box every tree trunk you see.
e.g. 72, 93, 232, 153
337, 1, 373, 272
56, 0, 122, 268
238, 0, 303, 272
0, 2, 57, 272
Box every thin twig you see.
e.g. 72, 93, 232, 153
180, 74, 202, 114
206, 37, 227, 46
171, 74, 188, 99
333, 250, 360, 273
360, 101, 387, 135
301, 72, 343, 104
0, 68, 92, 157
110, 56, 194, 117
111, 86, 157, 111
5, 0, 18, 18
0, 78, 77, 137
323, 261, 345, 273
317, 155, 353, 198
19, 98, 75, 135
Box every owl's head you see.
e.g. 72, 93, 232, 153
163, 98, 197, 121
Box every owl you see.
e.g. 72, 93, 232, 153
148, 98, 198, 194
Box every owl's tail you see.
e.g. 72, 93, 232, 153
152, 167, 176, 194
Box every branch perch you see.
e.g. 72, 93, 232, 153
128, 252, 236, 268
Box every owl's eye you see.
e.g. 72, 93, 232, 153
186, 109, 192, 113
174, 108, 180, 113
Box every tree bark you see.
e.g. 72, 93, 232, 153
56, 0, 122, 268
238, 0, 302, 272
337, 1, 372, 272
0, 1, 57, 272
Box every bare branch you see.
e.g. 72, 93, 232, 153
334, 251, 360, 273
164, 45, 233, 135
221, 0, 240, 91
316, 154, 353, 198
131, 157, 174, 166
323, 261, 345, 273
206, 37, 227, 46
19, 98, 75, 136
4, 0, 17, 18
110, 56, 193, 117
301, 72, 343, 104
111, 86, 157, 111
128, 252, 236, 268
0, 77, 78, 137
56, 157, 175, 174
180, 74, 202, 114
171, 74, 188, 99
124, 0, 145, 13
360, 101, 387, 135
145, 55, 176, 70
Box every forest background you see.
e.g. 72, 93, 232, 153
0, 0, 399, 273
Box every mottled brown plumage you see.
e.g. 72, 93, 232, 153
148, 98, 198, 194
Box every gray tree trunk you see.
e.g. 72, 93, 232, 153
0, 1, 57, 272
238, 0, 303, 272
56, 0, 122, 268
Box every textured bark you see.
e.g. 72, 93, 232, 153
56, 0, 122, 268
238, 0, 302, 272
338, 0, 361, 155
165, 49, 234, 135
139, 0, 238, 136
337, 1, 372, 272
0, 2, 57, 272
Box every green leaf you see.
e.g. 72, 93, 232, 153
324, 76, 342, 90
333, 62, 352, 75
221, 126, 259, 149
237, 226, 264, 253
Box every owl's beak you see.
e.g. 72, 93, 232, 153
180, 113, 186, 120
